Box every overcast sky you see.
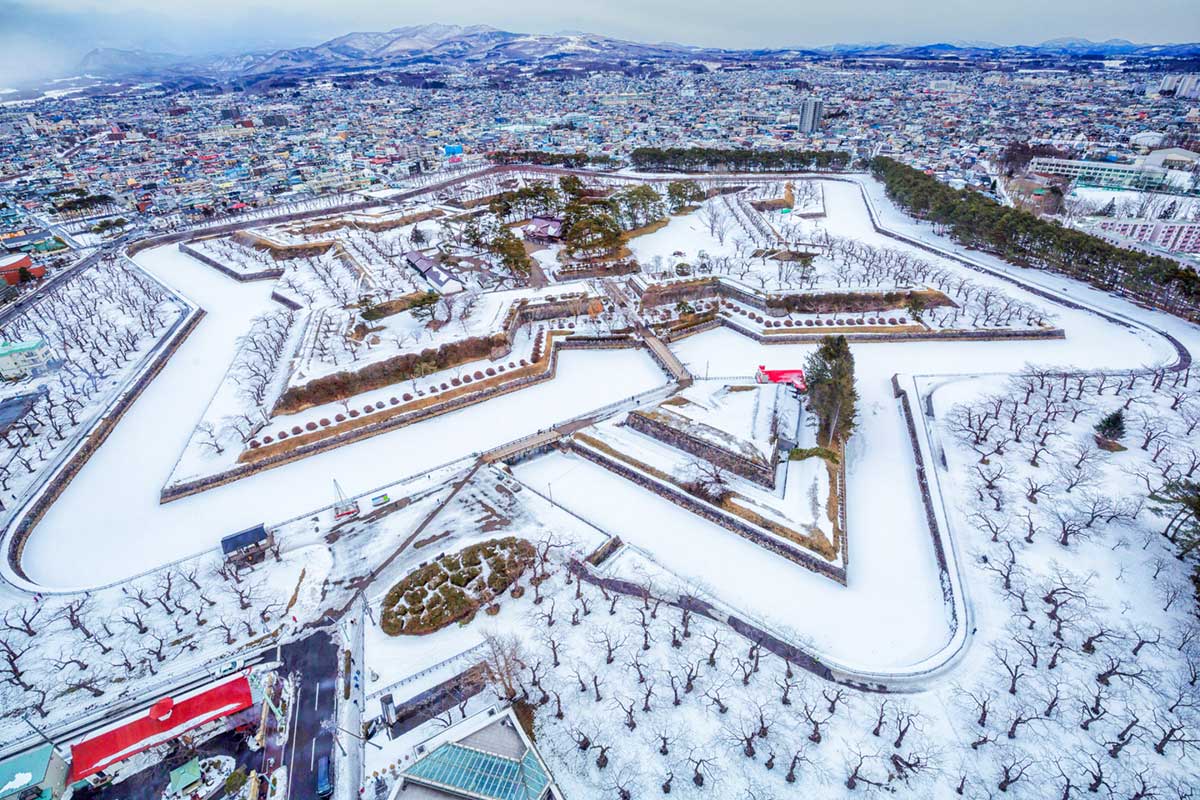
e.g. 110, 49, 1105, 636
3, 0, 1199, 85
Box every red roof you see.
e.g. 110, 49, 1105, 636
69, 675, 253, 781
756, 365, 807, 392
0, 254, 32, 271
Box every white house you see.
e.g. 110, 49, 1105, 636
0, 339, 51, 379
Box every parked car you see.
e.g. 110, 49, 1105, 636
316, 756, 333, 799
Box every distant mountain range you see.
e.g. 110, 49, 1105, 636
72, 23, 1200, 83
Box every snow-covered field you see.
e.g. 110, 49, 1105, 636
3, 169, 1199, 797
19, 245, 667, 586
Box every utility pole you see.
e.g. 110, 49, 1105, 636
22, 713, 69, 762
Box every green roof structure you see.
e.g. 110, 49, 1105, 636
0, 744, 54, 800
167, 758, 201, 795
0, 339, 45, 357
403, 742, 549, 800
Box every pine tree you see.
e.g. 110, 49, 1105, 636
804, 335, 857, 446
1094, 409, 1126, 440
905, 293, 928, 322
1157, 480, 1200, 560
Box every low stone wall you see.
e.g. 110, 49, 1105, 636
716, 314, 1065, 345
294, 207, 442, 236
125, 200, 381, 256
569, 440, 847, 585
836, 443, 849, 573
637, 277, 944, 322
559, 335, 638, 350
160, 336, 651, 503
557, 260, 639, 280
584, 536, 624, 566
269, 291, 304, 311
241, 233, 335, 261
662, 317, 723, 343
890, 375, 953, 603
7, 309, 207, 578
626, 411, 775, 489
178, 242, 284, 282
500, 297, 591, 341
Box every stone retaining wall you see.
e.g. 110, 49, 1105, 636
569, 440, 847, 584
836, 442, 849, 571
890, 375, 953, 598
625, 411, 775, 488
638, 277, 928, 319
662, 317, 723, 343
178, 242, 284, 282
275, 295, 600, 416
557, 261, 639, 280
269, 291, 304, 311
125, 200, 381, 256
7, 309, 207, 578
715, 314, 1065, 345
641, 278, 1065, 345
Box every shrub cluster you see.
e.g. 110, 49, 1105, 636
275, 334, 507, 413
380, 537, 535, 636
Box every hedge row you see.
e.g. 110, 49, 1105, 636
274, 333, 507, 414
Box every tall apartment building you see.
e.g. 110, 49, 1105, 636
1091, 218, 1200, 253
798, 98, 824, 134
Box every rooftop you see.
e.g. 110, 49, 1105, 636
0, 744, 54, 800
403, 741, 549, 800
401, 709, 557, 800
0, 340, 45, 357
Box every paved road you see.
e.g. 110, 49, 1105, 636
281, 631, 339, 800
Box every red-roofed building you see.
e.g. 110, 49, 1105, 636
69, 675, 254, 782
0, 254, 42, 286
756, 365, 807, 392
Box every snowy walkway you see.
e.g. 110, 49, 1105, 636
19, 246, 668, 588
11, 174, 1192, 599
514, 177, 1180, 672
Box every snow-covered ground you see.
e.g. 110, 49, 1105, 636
515, 223, 1172, 669
19, 245, 666, 587
5, 169, 1200, 797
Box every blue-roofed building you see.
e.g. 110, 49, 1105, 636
0, 389, 46, 435
0, 743, 69, 800
400, 707, 560, 800
220, 523, 269, 555
220, 523, 273, 564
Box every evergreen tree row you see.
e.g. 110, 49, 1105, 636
630, 147, 851, 173
486, 150, 614, 168
869, 157, 1200, 319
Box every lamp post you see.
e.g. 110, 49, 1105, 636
22, 713, 68, 762
320, 719, 381, 750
